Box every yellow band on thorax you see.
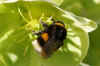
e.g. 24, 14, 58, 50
55, 22, 64, 27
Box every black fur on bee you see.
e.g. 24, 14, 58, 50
32, 19, 67, 58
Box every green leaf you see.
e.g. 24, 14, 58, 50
0, 1, 97, 66
83, 25, 100, 66
50, 0, 100, 66
62, 11, 97, 32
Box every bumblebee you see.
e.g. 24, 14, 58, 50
32, 19, 67, 58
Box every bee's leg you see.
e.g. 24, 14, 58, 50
41, 22, 48, 28
40, 19, 48, 28
51, 18, 56, 24
32, 31, 42, 35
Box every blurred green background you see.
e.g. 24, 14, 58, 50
0, 0, 100, 66
54, 0, 100, 66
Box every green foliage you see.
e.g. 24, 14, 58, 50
53, 0, 100, 66
0, 0, 97, 66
